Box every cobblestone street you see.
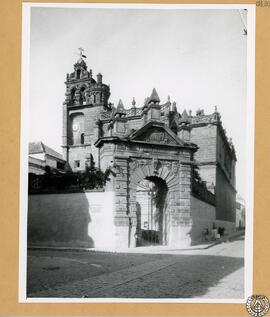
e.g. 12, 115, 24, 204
27, 236, 244, 299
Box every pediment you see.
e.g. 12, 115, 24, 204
129, 122, 184, 146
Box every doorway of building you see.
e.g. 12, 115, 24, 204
135, 176, 168, 246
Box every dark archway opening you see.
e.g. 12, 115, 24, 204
80, 133, 84, 144
79, 86, 86, 104
70, 87, 76, 106
136, 176, 168, 246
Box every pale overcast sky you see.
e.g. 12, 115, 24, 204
28, 6, 248, 198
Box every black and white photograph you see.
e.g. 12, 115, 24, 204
20, 3, 255, 302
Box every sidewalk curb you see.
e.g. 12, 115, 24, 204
28, 230, 245, 254
204, 229, 245, 249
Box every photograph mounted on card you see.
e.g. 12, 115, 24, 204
19, 3, 255, 303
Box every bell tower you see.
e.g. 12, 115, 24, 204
62, 49, 110, 170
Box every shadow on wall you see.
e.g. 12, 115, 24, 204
28, 193, 94, 248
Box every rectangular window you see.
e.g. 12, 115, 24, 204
74, 160, 80, 168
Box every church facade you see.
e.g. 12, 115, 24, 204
62, 56, 237, 248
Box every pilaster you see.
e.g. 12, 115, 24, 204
169, 162, 193, 247
62, 104, 68, 161
113, 158, 136, 248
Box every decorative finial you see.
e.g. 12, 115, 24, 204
214, 105, 218, 113
172, 102, 177, 112
189, 110, 192, 116
116, 99, 125, 113
149, 88, 160, 104
132, 97, 136, 107
144, 97, 150, 106
167, 95, 171, 102
196, 109, 204, 116
180, 109, 190, 124
97, 73, 102, 84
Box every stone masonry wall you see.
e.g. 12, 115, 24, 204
216, 127, 236, 186
64, 105, 104, 170
113, 158, 135, 249
190, 125, 217, 187
190, 124, 236, 223
169, 162, 193, 247
68, 145, 92, 171
216, 166, 236, 222
190, 125, 217, 164
197, 165, 216, 188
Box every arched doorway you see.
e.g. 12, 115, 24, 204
135, 176, 168, 246
128, 158, 181, 248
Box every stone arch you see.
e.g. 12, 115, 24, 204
128, 159, 180, 246
76, 69, 81, 79
69, 112, 85, 145
95, 92, 101, 104
70, 86, 76, 104
79, 86, 86, 104
129, 159, 179, 193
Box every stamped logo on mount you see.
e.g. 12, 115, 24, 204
246, 295, 270, 317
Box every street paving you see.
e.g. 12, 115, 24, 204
27, 236, 244, 299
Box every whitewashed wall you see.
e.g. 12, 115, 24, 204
28, 191, 115, 249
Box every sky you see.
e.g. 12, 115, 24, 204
28, 6, 249, 199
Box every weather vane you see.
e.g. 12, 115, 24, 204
77, 47, 87, 62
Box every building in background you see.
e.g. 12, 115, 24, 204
190, 109, 237, 223
29, 141, 66, 174
236, 195, 245, 229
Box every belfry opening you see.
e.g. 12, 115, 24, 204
135, 176, 168, 246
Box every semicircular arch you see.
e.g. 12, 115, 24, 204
129, 160, 179, 191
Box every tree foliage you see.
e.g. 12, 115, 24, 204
29, 155, 112, 193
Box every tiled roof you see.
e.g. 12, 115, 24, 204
29, 141, 63, 161
29, 141, 43, 154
